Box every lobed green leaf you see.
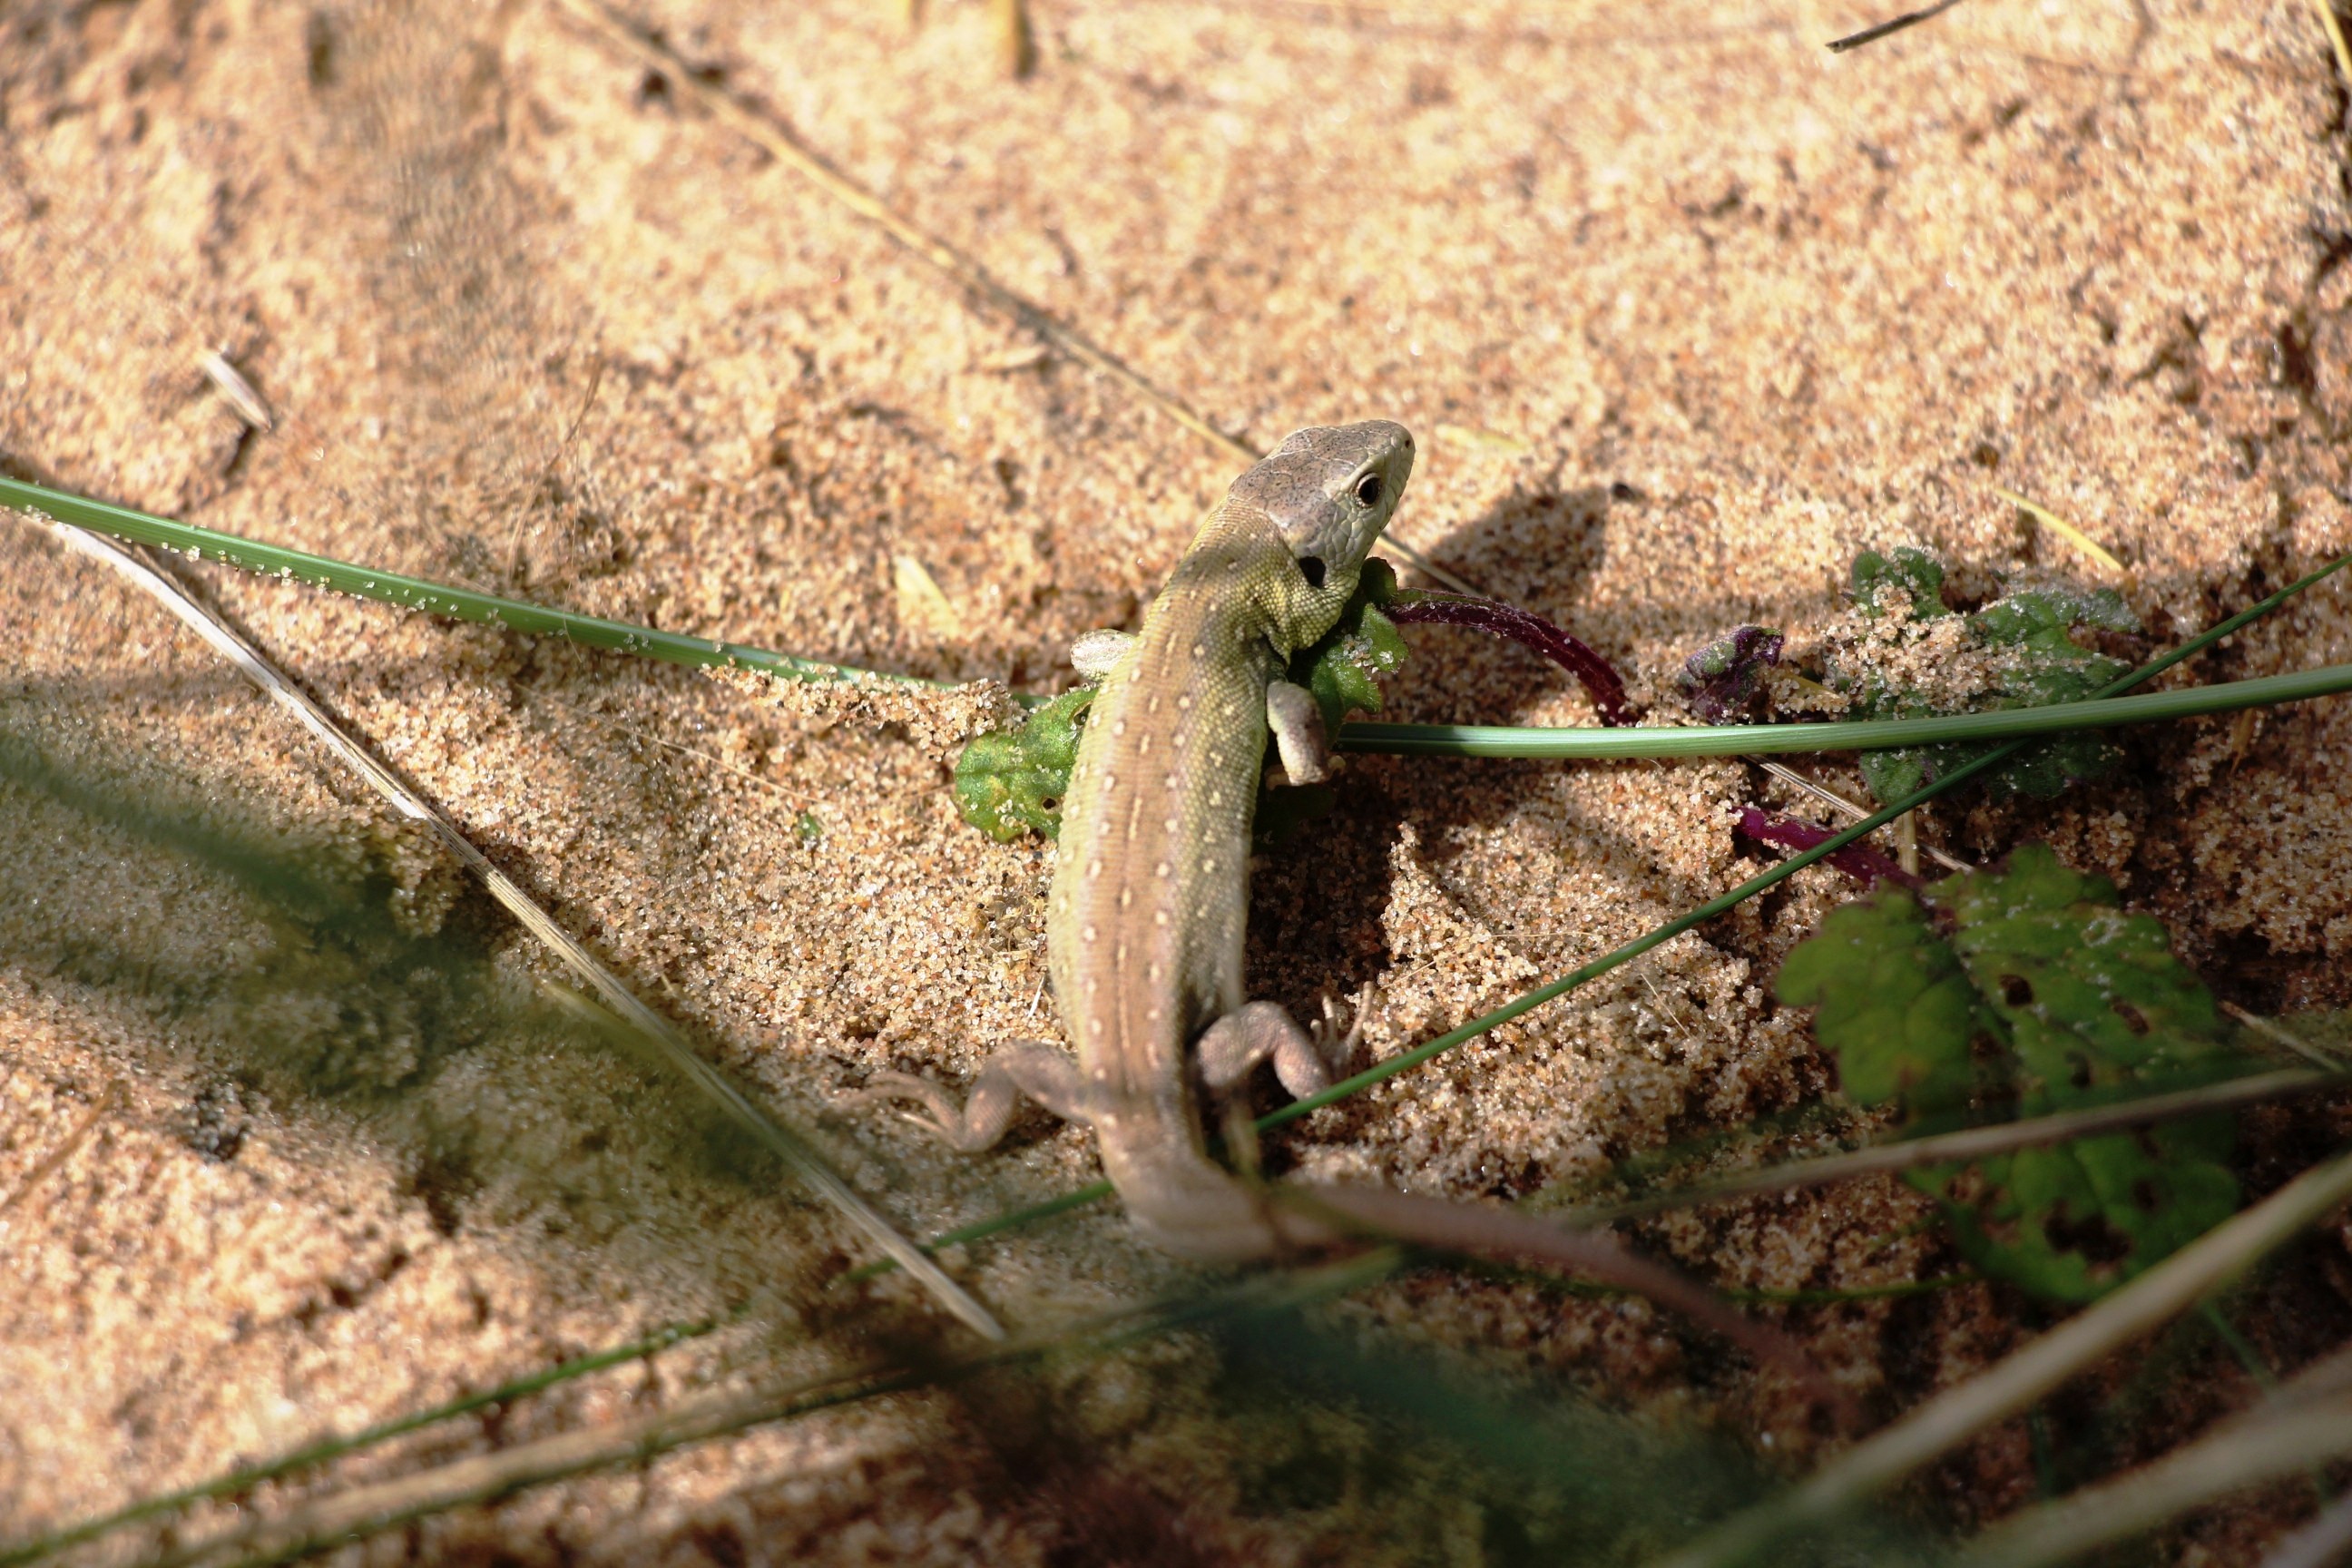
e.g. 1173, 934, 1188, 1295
1835, 550, 2141, 801
1779, 845, 2241, 1302
950, 685, 1094, 841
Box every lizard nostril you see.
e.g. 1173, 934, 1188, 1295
1298, 555, 1326, 588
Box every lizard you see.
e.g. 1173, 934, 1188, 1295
866, 423, 1843, 1395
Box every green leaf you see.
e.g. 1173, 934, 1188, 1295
1831, 551, 2141, 801
1851, 546, 1952, 619
950, 685, 1093, 841
1289, 556, 1410, 736
1773, 887, 1984, 1114
1937, 845, 2228, 1095
1779, 845, 2241, 1302
1922, 1126, 2239, 1304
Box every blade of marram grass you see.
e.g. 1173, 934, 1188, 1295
0, 476, 964, 696
10, 475, 2348, 758
1651, 1144, 2352, 1568
1553, 1066, 2342, 1229
31, 518, 1005, 1344
132, 1252, 1401, 1568
0, 1320, 715, 1567
1337, 662, 2352, 757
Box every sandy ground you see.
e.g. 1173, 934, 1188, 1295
3, 0, 2351, 1562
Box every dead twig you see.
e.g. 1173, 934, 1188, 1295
33, 517, 1004, 1343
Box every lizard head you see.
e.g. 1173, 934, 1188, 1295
1228, 420, 1416, 628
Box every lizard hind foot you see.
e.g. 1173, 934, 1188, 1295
1311, 982, 1377, 1077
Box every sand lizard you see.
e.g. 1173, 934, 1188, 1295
867, 424, 1842, 1391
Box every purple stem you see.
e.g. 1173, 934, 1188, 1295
1735, 807, 1919, 889
1387, 591, 1634, 726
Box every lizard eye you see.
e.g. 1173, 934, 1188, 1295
1298, 555, 1327, 588
1353, 472, 1384, 507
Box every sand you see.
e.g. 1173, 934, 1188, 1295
3, 0, 2349, 1561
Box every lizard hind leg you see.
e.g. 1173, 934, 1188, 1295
856, 1043, 1090, 1154
1196, 1001, 1337, 1102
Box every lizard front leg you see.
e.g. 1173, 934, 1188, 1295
1264, 679, 1331, 785
859, 1044, 1093, 1153
1069, 628, 1135, 680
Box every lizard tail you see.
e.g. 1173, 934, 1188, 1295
1280, 1181, 1862, 1430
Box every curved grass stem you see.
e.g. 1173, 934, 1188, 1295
10, 477, 2347, 757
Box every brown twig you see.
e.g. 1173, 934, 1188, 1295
36, 518, 1004, 1344
0, 1079, 123, 1219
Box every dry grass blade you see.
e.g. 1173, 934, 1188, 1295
2312, 0, 2352, 84
1994, 485, 2131, 580
141, 1252, 1397, 1568
141, 1356, 903, 1568
2226, 1003, 2352, 1068
0, 1078, 121, 1218
2263, 1488, 2352, 1568
34, 517, 1005, 1344
1651, 1141, 2352, 1568
1956, 1348, 2352, 1566
1755, 759, 1969, 872
1826, 0, 1965, 54
544, 0, 1479, 593
1560, 1068, 2339, 1228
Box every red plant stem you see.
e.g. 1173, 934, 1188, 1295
1735, 807, 1918, 888
1387, 591, 1634, 726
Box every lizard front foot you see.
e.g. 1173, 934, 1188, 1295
853, 1044, 1091, 1154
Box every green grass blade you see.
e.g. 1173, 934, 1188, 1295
16, 475, 2349, 760
0, 476, 956, 696
1338, 662, 2352, 759
0, 1320, 714, 1566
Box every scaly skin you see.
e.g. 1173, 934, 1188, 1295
1048, 422, 1416, 1257
865, 425, 1848, 1412
867, 422, 1412, 1259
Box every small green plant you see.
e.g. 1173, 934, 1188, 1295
1828, 547, 2141, 802
1778, 845, 2241, 1302
950, 684, 1096, 841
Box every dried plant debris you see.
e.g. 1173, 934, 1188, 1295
1678, 625, 1785, 723
1733, 806, 1915, 888
1778, 845, 2244, 1303
1818, 547, 2141, 803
